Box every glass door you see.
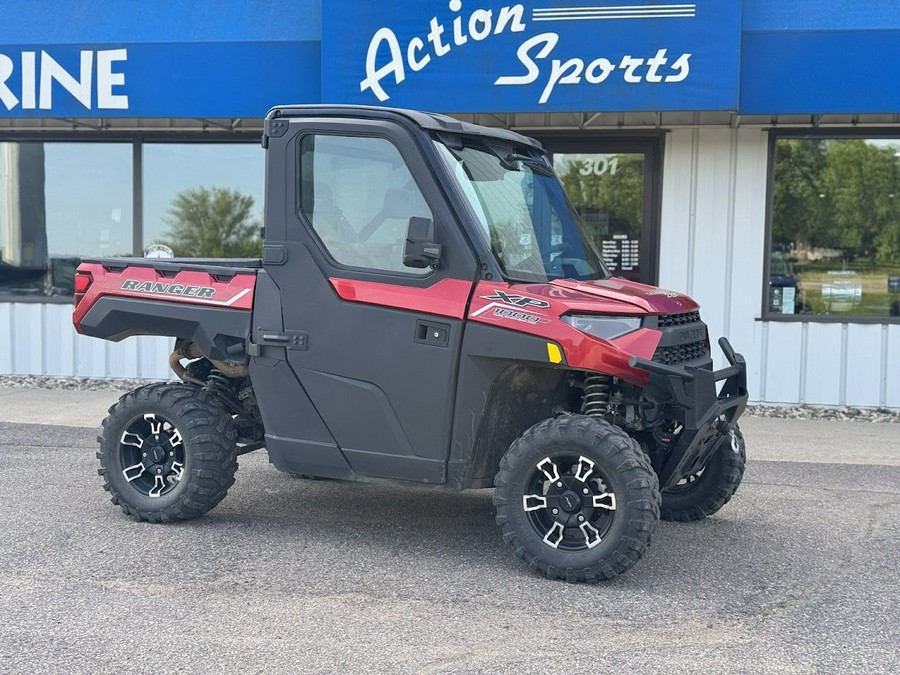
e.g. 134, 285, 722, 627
546, 138, 662, 284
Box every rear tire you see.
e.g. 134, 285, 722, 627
660, 425, 746, 522
494, 415, 660, 582
97, 383, 238, 522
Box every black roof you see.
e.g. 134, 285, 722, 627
266, 104, 543, 150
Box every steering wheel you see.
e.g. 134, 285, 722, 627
542, 241, 572, 264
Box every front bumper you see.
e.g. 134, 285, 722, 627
628, 337, 748, 490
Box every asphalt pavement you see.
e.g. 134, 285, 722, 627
1, 388, 899, 673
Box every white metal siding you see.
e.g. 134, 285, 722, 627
660, 127, 900, 408
0, 304, 12, 373
0, 301, 172, 379
803, 322, 842, 405
888, 326, 900, 405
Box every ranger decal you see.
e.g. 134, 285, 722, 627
121, 280, 216, 299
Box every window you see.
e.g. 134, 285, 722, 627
553, 153, 646, 281
143, 143, 264, 257
767, 135, 900, 319
0, 138, 262, 300
298, 134, 432, 275
0, 142, 132, 298
434, 140, 607, 282
541, 137, 662, 286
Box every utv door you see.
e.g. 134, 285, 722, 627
262, 118, 478, 484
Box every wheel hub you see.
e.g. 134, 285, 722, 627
558, 490, 582, 513
148, 445, 167, 464
120, 413, 185, 498
522, 454, 617, 551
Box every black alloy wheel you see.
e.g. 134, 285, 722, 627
665, 467, 705, 493
119, 413, 186, 498
97, 383, 239, 522
522, 454, 617, 552
494, 415, 660, 582
659, 425, 746, 522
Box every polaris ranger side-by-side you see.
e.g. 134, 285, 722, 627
73, 106, 748, 582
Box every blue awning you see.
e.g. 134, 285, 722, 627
740, 0, 900, 115
0, 0, 320, 45
0, 0, 321, 118
1, 0, 899, 119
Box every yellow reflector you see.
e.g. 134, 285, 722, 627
547, 343, 562, 364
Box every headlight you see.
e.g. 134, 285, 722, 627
561, 314, 642, 340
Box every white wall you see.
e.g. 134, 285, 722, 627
660, 127, 900, 408
0, 302, 172, 379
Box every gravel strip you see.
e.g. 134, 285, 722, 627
0, 375, 161, 392
1, 375, 898, 422
744, 404, 900, 423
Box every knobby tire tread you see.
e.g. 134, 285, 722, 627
96, 382, 238, 523
494, 415, 660, 583
659, 426, 746, 522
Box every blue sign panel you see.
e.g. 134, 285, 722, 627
322, 0, 741, 112
0, 42, 320, 118
740, 0, 900, 116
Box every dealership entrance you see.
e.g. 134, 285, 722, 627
542, 136, 663, 285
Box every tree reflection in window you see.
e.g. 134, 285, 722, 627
770, 137, 900, 318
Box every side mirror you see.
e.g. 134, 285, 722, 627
403, 217, 443, 269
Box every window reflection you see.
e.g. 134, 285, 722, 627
769, 137, 900, 318
143, 143, 264, 257
0, 142, 132, 297
553, 153, 645, 282
298, 134, 432, 275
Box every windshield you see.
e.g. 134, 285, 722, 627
434, 139, 609, 283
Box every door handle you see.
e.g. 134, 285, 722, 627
415, 320, 450, 348
247, 328, 309, 356
262, 333, 291, 343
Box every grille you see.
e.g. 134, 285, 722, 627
653, 340, 708, 365
657, 310, 700, 328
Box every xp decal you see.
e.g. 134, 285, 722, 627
471, 290, 552, 327
492, 307, 549, 324
480, 290, 551, 309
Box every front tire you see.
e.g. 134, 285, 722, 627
660, 425, 746, 522
494, 415, 660, 582
97, 383, 238, 522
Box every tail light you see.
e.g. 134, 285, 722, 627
74, 271, 92, 305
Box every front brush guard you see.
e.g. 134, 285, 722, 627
628, 337, 748, 490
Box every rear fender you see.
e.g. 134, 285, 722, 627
72, 262, 255, 328
77, 296, 251, 363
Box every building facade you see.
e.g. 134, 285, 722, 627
1, 0, 899, 407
